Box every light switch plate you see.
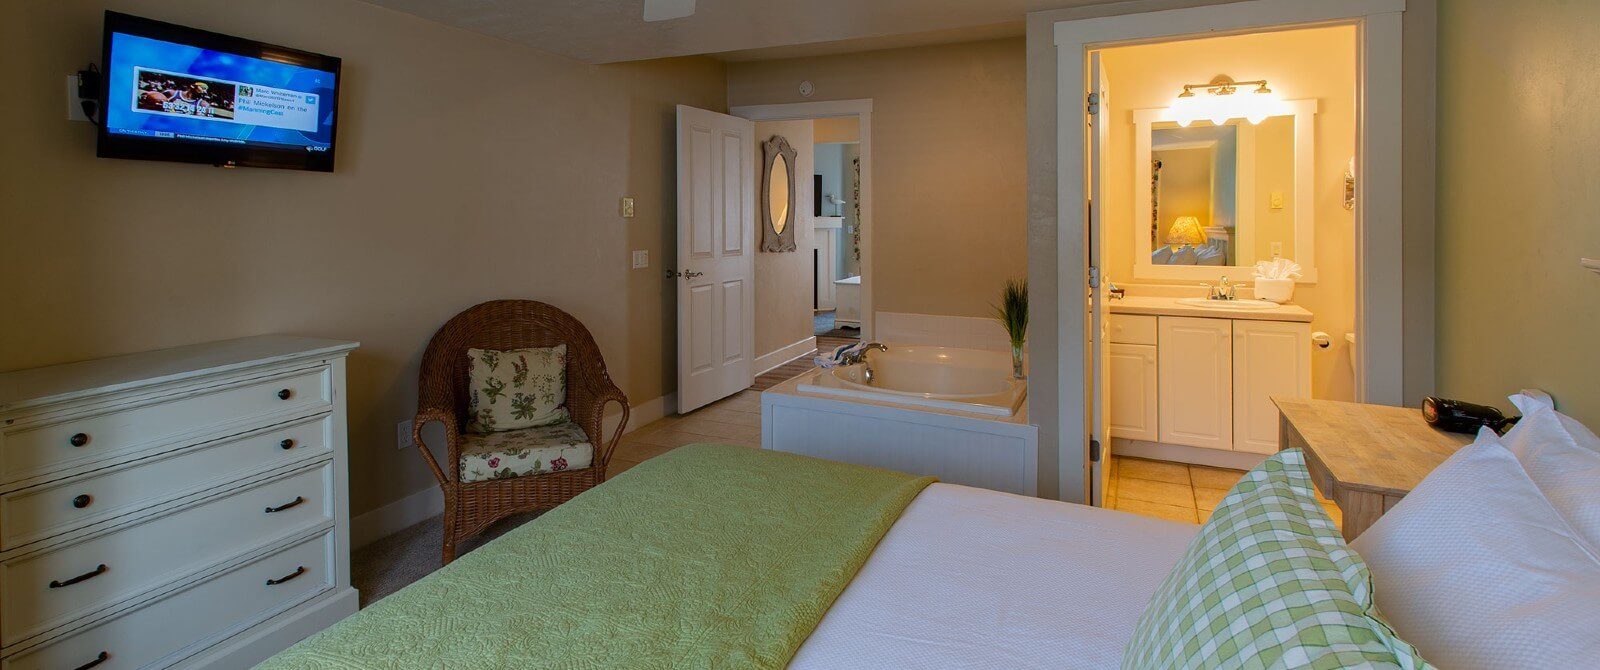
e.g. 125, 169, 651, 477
632, 249, 649, 269
1269, 191, 1285, 210
620, 197, 635, 218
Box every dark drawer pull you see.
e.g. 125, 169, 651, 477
72, 494, 94, 509
280, 438, 296, 450
69, 432, 90, 447
266, 566, 306, 586
73, 651, 109, 670
49, 564, 107, 589
264, 496, 305, 514
276, 388, 293, 400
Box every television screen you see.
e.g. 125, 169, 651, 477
98, 12, 341, 171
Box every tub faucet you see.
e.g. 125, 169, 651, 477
846, 342, 889, 383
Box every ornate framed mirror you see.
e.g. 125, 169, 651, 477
762, 135, 797, 252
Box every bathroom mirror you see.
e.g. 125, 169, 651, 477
762, 135, 798, 252
1133, 99, 1318, 282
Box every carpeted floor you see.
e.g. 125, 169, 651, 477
352, 344, 847, 607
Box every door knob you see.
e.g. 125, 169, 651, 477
684, 270, 704, 279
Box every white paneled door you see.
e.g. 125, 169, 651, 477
676, 105, 756, 413
1087, 52, 1112, 506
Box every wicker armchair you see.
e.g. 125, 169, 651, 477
412, 300, 629, 563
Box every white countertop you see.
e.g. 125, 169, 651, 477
1109, 296, 1313, 322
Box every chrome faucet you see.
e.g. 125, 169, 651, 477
1206, 276, 1238, 301
844, 342, 889, 383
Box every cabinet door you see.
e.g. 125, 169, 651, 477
1233, 320, 1312, 454
1157, 317, 1232, 450
1108, 343, 1158, 442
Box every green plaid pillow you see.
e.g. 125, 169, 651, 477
1122, 449, 1433, 670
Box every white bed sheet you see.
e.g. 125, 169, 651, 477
791, 483, 1198, 669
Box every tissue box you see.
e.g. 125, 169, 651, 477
1255, 277, 1294, 303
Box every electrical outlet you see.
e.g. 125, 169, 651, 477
1270, 242, 1284, 259
620, 197, 635, 218
66, 75, 91, 122
1269, 191, 1285, 210
396, 419, 412, 451
632, 249, 649, 269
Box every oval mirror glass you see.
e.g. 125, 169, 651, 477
769, 154, 790, 234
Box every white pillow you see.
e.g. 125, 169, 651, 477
1351, 432, 1600, 669
1501, 390, 1600, 550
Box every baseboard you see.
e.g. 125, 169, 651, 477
1112, 437, 1269, 471
755, 336, 818, 375
353, 392, 676, 550
350, 484, 442, 550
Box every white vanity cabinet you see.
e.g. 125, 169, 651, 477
1108, 306, 1311, 466
1232, 320, 1312, 454
1156, 317, 1234, 451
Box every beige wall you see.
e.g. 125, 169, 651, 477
728, 38, 1028, 320
0, 0, 727, 518
753, 120, 816, 358
813, 117, 860, 144
1436, 0, 1599, 426
1100, 26, 1359, 403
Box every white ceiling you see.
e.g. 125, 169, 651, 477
357, 0, 1126, 64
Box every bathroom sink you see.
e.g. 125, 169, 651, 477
1176, 297, 1279, 310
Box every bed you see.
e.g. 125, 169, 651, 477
264, 395, 1600, 669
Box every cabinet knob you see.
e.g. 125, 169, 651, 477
72, 494, 93, 509
276, 388, 293, 400
280, 438, 296, 450
69, 433, 90, 447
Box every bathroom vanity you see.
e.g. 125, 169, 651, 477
1106, 296, 1312, 469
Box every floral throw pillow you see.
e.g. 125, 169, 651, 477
465, 345, 568, 433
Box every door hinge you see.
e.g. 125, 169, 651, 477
1087, 265, 1101, 289
1086, 92, 1100, 117
1089, 439, 1102, 463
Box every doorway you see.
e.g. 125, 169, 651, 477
1050, 0, 1409, 505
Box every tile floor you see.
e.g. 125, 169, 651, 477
1106, 455, 1344, 525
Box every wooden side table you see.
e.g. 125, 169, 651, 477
1274, 397, 1474, 541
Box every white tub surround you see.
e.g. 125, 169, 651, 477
0, 336, 358, 669
763, 362, 1039, 496
1105, 297, 1312, 471
873, 312, 1016, 351
798, 346, 1024, 417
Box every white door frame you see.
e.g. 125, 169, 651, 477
1052, 0, 1406, 502
731, 99, 875, 340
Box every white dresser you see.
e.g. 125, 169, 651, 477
0, 336, 359, 669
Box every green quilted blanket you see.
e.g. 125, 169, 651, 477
260, 443, 935, 669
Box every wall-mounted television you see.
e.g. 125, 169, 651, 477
98, 11, 342, 172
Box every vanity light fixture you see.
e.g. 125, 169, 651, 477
1172, 75, 1282, 127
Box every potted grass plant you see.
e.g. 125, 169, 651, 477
992, 278, 1028, 379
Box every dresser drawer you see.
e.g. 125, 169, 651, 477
1109, 314, 1158, 345
1, 415, 332, 551
1, 462, 334, 647
1, 367, 331, 484
2, 529, 334, 670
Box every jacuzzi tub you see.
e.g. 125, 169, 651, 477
797, 345, 1026, 417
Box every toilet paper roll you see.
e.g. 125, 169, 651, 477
1311, 331, 1331, 349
